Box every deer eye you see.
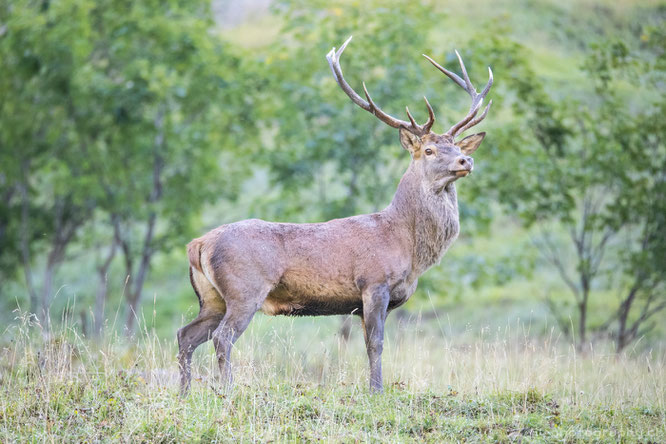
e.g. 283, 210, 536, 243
424, 148, 434, 156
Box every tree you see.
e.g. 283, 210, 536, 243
490, 26, 666, 351
0, 0, 98, 326
1, 0, 258, 333
62, 0, 257, 334
586, 28, 666, 351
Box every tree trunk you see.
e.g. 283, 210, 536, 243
93, 275, 109, 336
576, 271, 591, 352
615, 286, 636, 353
93, 241, 116, 337
18, 177, 39, 317
23, 259, 39, 319
39, 201, 79, 331
123, 212, 156, 336
41, 259, 56, 331
577, 297, 587, 352
123, 108, 164, 335
339, 315, 353, 342
79, 310, 88, 337
125, 292, 140, 335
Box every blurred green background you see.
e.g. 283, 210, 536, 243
0, 0, 664, 352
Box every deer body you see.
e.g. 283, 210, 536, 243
190, 165, 459, 318
177, 37, 492, 394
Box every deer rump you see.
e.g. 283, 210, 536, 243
187, 216, 415, 318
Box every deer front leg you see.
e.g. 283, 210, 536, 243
361, 284, 390, 393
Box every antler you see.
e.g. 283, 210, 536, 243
423, 51, 493, 139
327, 36, 435, 137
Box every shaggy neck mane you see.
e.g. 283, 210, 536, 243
386, 163, 460, 274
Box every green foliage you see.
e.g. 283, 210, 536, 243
258, 2, 571, 235
0, 0, 108, 315
257, 0, 520, 227
58, 0, 253, 250
254, 0, 442, 220
0, 0, 258, 322
0, 0, 664, 347
483, 20, 666, 348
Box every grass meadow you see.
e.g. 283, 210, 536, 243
1, 308, 664, 442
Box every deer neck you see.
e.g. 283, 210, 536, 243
386, 164, 460, 275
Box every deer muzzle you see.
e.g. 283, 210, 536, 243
453, 156, 473, 177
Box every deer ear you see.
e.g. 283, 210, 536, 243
399, 128, 421, 155
457, 132, 486, 155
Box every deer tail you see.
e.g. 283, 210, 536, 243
187, 238, 203, 273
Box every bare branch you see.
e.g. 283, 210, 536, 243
590, 227, 614, 276
534, 230, 581, 300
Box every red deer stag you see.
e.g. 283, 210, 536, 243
178, 36, 493, 394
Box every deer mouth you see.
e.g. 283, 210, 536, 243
452, 169, 471, 177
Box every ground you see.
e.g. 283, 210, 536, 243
1, 313, 663, 442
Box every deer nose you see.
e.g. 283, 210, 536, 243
458, 156, 473, 169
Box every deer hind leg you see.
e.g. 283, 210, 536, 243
178, 267, 226, 395
209, 276, 268, 388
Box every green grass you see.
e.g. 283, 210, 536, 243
1, 311, 664, 442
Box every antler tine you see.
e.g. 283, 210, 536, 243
326, 36, 372, 112
480, 67, 494, 98
454, 50, 475, 98
446, 103, 482, 138
422, 54, 466, 90
326, 37, 435, 137
406, 97, 435, 133
421, 96, 435, 133
423, 52, 494, 138
458, 99, 492, 135
447, 51, 492, 114
405, 106, 418, 128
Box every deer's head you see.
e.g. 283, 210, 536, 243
327, 37, 492, 191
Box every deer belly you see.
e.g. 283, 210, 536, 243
261, 277, 361, 317
261, 297, 362, 316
